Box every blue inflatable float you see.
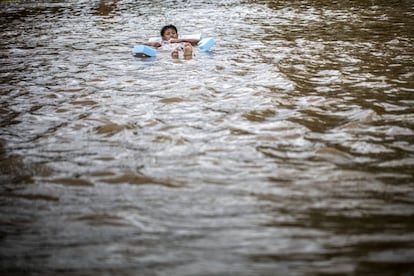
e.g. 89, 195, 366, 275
198, 37, 216, 52
132, 34, 215, 58
132, 45, 157, 57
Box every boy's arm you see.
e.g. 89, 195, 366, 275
170, 38, 199, 46
142, 41, 162, 47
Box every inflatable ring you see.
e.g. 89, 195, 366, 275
133, 34, 215, 57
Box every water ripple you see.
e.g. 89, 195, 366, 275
1, 0, 414, 275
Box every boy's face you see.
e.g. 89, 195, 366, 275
162, 28, 178, 40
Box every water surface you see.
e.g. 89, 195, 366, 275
1, 0, 414, 275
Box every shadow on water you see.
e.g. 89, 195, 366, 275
95, 0, 119, 16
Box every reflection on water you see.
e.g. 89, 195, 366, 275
1, 0, 414, 275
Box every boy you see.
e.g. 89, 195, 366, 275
144, 25, 199, 59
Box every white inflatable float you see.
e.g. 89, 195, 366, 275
132, 34, 215, 57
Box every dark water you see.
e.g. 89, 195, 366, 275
1, 0, 414, 275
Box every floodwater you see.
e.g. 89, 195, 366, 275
1, 0, 414, 275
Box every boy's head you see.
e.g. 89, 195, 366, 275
160, 24, 178, 40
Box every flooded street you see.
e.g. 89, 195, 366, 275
1, 0, 414, 275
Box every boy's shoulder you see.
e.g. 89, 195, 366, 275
148, 33, 202, 43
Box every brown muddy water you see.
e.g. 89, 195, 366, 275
1, 0, 414, 275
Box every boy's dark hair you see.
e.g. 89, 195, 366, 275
160, 24, 178, 37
